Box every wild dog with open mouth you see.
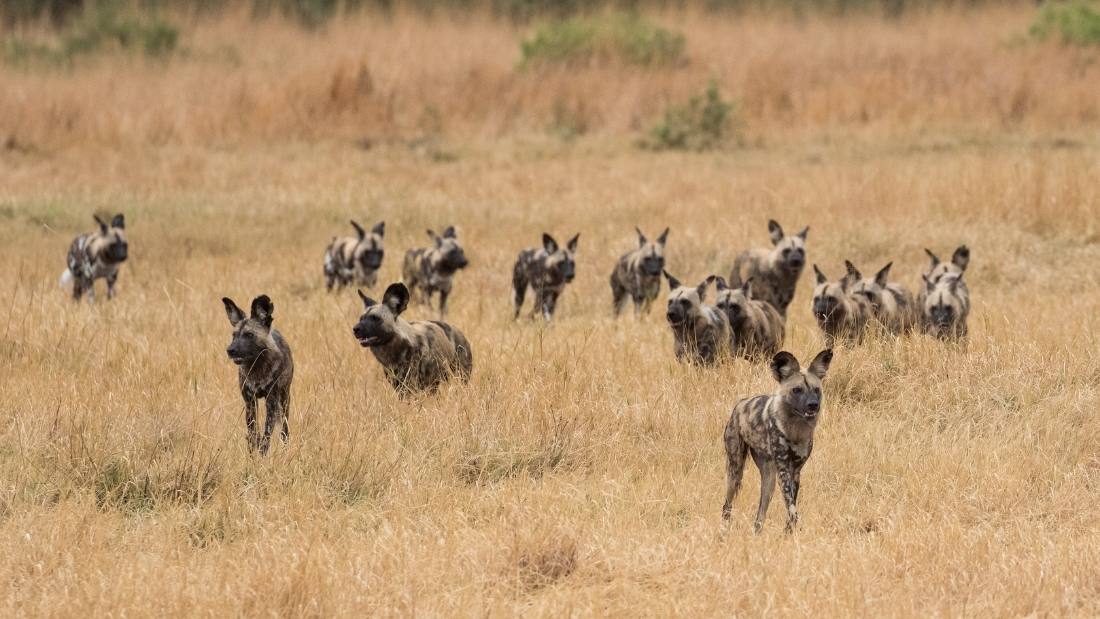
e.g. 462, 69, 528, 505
402, 226, 469, 318
512, 233, 579, 322
324, 220, 385, 291
222, 295, 294, 454
353, 282, 473, 393
610, 227, 669, 317
922, 273, 969, 340
811, 264, 872, 346
714, 276, 785, 360
664, 271, 730, 365
844, 260, 918, 335
722, 349, 833, 533
729, 220, 808, 318
61, 213, 129, 302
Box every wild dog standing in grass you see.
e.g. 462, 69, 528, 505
324, 220, 385, 291
610, 227, 669, 317
722, 349, 833, 533
922, 273, 969, 341
844, 260, 918, 335
714, 276, 784, 360
61, 213, 128, 302
729, 220, 808, 318
663, 271, 730, 365
222, 295, 294, 454
811, 264, 872, 346
353, 282, 473, 393
919, 245, 970, 327
402, 226, 469, 318
512, 233, 579, 322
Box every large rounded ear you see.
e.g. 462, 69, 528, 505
566, 233, 580, 253
542, 233, 559, 254
714, 276, 729, 291
372, 221, 385, 237
807, 349, 833, 380
840, 263, 859, 291
874, 262, 893, 287
656, 227, 670, 246
796, 226, 809, 240
635, 227, 647, 247
813, 264, 828, 285
250, 295, 274, 329
663, 270, 681, 290
350, 220, 366, 240
844, 260, 862, 280
924, 248, 941, 268
222, 297, 246, 326
952, 245, 970, 272
93, 214, 109, 234
357, 289, 377, 309
770, 351, 800, 383
111, 214, 125, 229
696, 275, 716, 301
382, 283, 410, 315
767, 219, 785, 245
442, 225, 456, 239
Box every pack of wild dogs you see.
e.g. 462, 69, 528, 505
61, 214, 971, 531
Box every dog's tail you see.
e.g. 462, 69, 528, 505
59, 268, 73, 288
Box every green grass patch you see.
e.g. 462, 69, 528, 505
1030, 0, 1100, 46
520, 11, 686, 68
3, 5, 179, 67
640, 81, 742, 152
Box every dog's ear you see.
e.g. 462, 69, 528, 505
428, 229, 442, 248
250, 295, 274, 329
442, 225, 456, 239
222, 297, 246, 326
767, 219, 784, 245
541, 233, 558, 254
874, 262, 893, 287
807, 349, 833, 380
844, 260, 862, 280
371, 221, 385, 237
922, 274, 936, 292
93, 214, 109, 235
111, 214, 125, 229
714, 276, 729, 292
814, 264, 828, 285
635, 227, 647, 247
350, 220, 366, 240
566, 233, 580, 253
357, 289, 376, 309
382, 282, 410, 315
663, 270, 681, 290
770, 351, 800, 383
656, 227, 669, 246
952, 245, 970, 272
796, 226, 809, 240
697, 275, 715, 301
840, 262, 860, 291
924, 248, 941, 268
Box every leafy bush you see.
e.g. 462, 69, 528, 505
641, 81, 741, 152
1029, 0, 1100, 45
2, 5, 179, 67
520, 11, 685, 68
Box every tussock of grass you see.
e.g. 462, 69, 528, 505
1030, 0, 1100, 46
520, 11, 686, 68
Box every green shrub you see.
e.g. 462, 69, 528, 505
2, 5, 179, 67
520, 11, 685, 68
1029, 0, 1100, 46
641, 81, 741, 152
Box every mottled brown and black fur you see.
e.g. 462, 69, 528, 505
922, 273, 970, 340
610, 227, 668, 317
811, 264, 873, 346
845, 260, 918, 335
402, 226, 469, 318
918, 245, 970, 333
353, 282, 474, 393
722, 349, 834, 533
729, 220, 808, 317
714, 276, 785, 360
664, 271, 730, 365
61, 214, 128, 302
512, 233, 579, 322
223, 295, 294, 454
324, 220, 385, 290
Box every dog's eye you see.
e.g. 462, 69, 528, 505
680, 299, 690, 307
783, 249, 790, 255
793, 387, 804, 395
242, 331, 254, 340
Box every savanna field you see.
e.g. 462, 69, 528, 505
2, 1, 1100, 615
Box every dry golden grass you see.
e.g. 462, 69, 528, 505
2, 5, 1100, 616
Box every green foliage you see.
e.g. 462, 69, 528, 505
641, 81, 741, 152
3, 4, 179, 67
520, 11, 685, 68
1029, 0, 1100, 46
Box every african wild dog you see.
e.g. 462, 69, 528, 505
729, 220, 808, 318
811, 264, 872, 346
402, 226, 469, 318
919, 245, 970, 325
222, 295, 294, 454
512, 233, 580, 322
610, 227, 669, 317
352, 282, 474, 393
844, 260, 918, 335
714, 276, 785, 360
324, 220, 385, 291
61, 213, 128, 302
722, 349, 833, 533
664, 271, 730, 365
922, 273, 969, 340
